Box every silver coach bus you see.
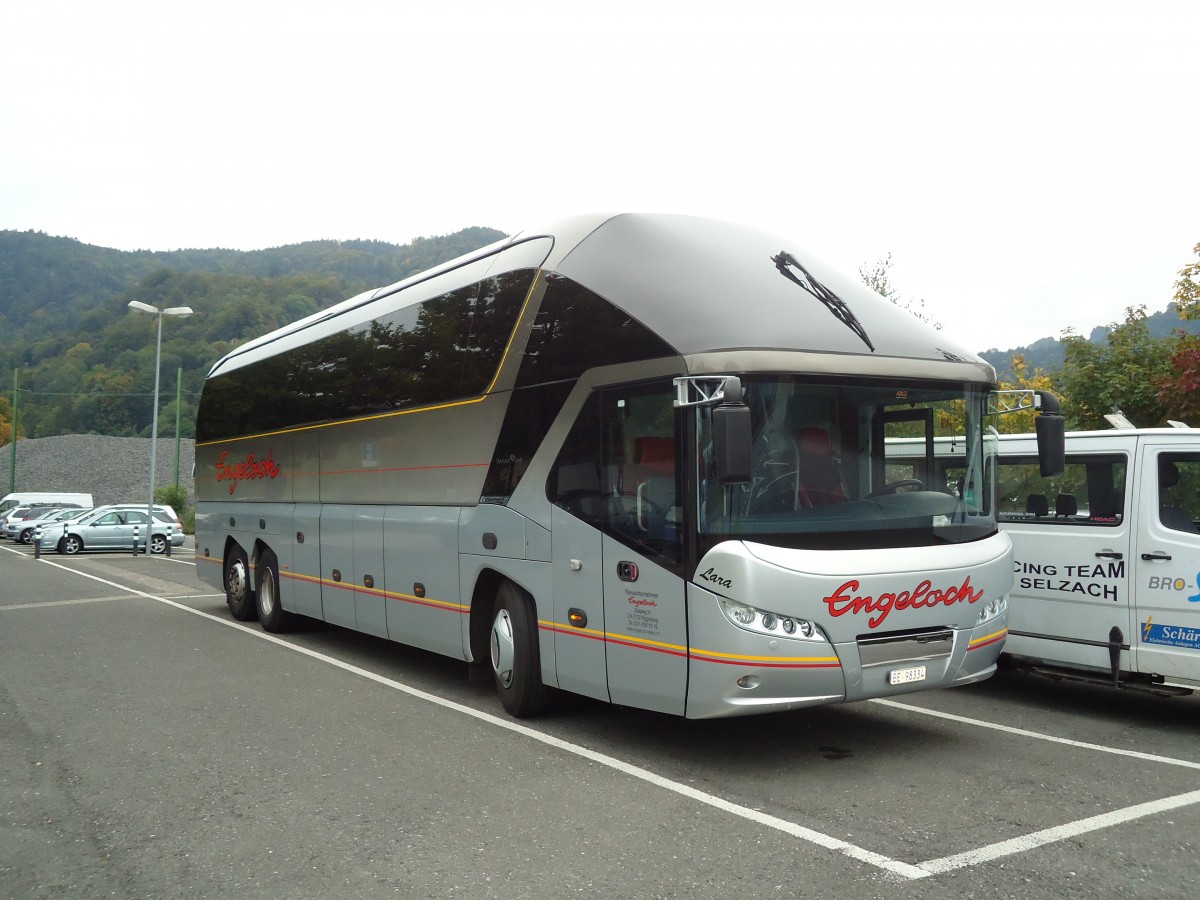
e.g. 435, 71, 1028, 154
193, 213, 1062, 718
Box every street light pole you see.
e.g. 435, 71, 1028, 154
174, 366, 183, 490
128, 301, 193, 551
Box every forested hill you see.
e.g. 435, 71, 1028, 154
979, 305, 1200, 382
0, 228, 505, 343
0, 227, 505, 439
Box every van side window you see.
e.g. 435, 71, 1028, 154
996, 454, 1126, 526
1157, 453, 1200, 534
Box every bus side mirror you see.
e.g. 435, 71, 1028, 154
1034, 391, 1065, 477
712, 378, 752, 484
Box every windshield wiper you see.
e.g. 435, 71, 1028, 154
771, 251, 875, 352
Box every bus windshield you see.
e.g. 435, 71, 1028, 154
695, 376, 995, 551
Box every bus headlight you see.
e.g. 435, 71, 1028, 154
976, 595, 1008, 626
720, 600, 825, 640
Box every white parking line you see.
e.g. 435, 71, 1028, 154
2, 595, 140, 611
871, 698, 1200, 771
918, 788, 1200, 874
25, 557, 1200, 881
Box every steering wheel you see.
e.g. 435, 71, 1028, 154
869, 479, 925, 497
748, 471, 813, 513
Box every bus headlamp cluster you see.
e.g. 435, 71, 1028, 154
977, 595, 1007, 625
720, 600, 824, 640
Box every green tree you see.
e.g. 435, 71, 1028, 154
859, 253, 941, 330
1173, 242, 1200, 320
0, 395, 20, 446
1156, 243, 1200, 425
1157, 335, 1200, 423
1058, 306, 1178, 429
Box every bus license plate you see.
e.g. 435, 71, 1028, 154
889, 665, 927, 685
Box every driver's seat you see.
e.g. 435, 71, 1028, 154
796, 428, 846, 506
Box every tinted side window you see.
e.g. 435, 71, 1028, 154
997, 454, 1126, 525
547, 392, 605, 528
197, 269, 535, 441
515, 276, 677, 388
481, 381, 575, 504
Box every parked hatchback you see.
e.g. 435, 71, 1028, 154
38, 506, 184, 555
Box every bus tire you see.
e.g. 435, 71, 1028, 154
224, 550, 256, 621
490, 581, 550, 717
256, 550, 295, 633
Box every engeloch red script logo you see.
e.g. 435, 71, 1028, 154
823, 577, 984, 629
215, 449, 281, 494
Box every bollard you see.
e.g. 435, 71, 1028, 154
166, 523, 172, 558
132, 525, 140, 556
34, 530, 41, 559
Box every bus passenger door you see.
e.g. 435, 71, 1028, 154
600, 384, 688, 715
546, 381, 688, 710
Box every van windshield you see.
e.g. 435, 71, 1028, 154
695, 375, 996, 551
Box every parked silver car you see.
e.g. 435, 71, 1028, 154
37, 505, 184, 555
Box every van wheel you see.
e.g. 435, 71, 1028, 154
256, 550, 295, 633
224, 550, 256, 621
490, 581, 550, 717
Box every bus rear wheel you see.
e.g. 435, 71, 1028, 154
256, 550, 295, 633
224, 550, 256, 621
490, 581, 550, 717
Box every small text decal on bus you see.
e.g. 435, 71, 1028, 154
216, 449, 281, 494
822, 577, 984, 629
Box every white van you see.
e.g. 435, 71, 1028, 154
995, 428, 1200, 694
0, 492, 94, 520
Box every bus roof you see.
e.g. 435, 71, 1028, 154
208, 213, 993, 383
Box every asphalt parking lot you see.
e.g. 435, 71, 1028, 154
2, 538, 1198, 898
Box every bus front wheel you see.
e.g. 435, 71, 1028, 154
490, 582, 550, 717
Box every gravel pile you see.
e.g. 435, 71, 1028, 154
0, 435, 196, 508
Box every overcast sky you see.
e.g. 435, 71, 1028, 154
3, 1, 1196, 351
